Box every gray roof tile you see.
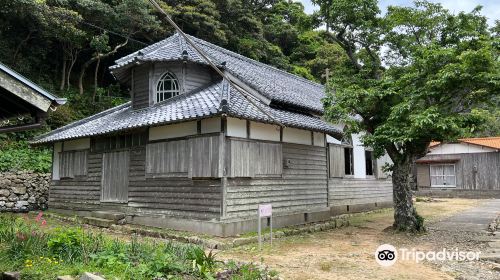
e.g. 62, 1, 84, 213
111, 33, 325, 113
33, 81, 341, 144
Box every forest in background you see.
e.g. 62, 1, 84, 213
0, 0, 498, 172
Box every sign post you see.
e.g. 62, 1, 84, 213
258, 204, 272, 250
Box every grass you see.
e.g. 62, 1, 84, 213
0, 213, 279, 280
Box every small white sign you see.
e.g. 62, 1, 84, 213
258, 204, 272, 217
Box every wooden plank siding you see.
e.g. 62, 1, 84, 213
225, 141, 328, 218
188, 135, 220, 178
417, 152, 500, 190
128, 146, 222, 220
328, 178, 393, 206
49, 152, 101, 208
328, 145, 344, 178
132, 65, 150, 110
227, 139, 283, 178
146, 140, 189, 177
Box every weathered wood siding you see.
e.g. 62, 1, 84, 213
225, 140, 328, 218
417, 152, 500, 190
188, 135, 221, 178
146, 140, 189, 176
128, 146, 221, 220
132, 65, 150, 110
227, 139, 282, 178
59, 150, 88, 178
183, 64, 213, 92
328, 178, 393, 206
416, 165, 430, 187
101, 151, 129, 202
49, 152, 101, 209
131, 63, 214, 110
328, 145, 344, 178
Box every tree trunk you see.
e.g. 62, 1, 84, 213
391, 158, 424, 232
60, 53, 67, 91
93, 57, 101, 101
66, 49, 79, 90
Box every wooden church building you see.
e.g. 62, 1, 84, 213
33, 33, 392, 236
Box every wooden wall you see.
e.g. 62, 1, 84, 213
224, 140, 328, 218
328, 178, 393, 206
132, 65, 150, 110
50, 134, 223, 221
131, 62, 215, 110
417, 152, 500, 190
128, 146, 221, 220
49, 152, 102, 210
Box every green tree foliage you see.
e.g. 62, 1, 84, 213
317, 0, 500, 231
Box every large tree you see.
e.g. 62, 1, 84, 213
318, 0, 500, 231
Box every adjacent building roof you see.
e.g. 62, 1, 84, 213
430, 137, 500, 151
0, 62, 66, 121
459, 137, 500, 150
33, 33, 341, 144
110, 33, 325, 113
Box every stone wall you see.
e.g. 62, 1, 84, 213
0, 171, 50, 212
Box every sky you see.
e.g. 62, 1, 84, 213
298, 0, 500, 25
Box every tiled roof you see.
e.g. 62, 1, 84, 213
429, 137, 500, 150
32, 83, 221, 144
32, 81, 341, 144
110, 33, 325, 113
459, 137, 500, 150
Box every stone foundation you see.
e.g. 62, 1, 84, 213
0, 171, 50, 212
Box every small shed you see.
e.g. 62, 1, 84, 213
0, 62, 66, 132
416, 137, 500, 197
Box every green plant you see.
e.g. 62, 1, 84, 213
0, 141, 51, 173
187, 247, 220, 279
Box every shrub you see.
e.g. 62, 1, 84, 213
0, 141, 51, 173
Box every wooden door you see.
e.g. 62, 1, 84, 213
101, 150, 129, 202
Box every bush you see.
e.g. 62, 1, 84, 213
0, 141, 51, 173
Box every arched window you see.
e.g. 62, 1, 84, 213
156, 72, 180, 103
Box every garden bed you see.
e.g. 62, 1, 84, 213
0, 213, 279, 280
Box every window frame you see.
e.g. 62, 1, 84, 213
155, 71, 180, 103
430, 164, 456, 188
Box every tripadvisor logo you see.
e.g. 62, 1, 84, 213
375, 244, 397, 267
375, 244, 481, 267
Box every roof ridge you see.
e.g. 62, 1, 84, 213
188, 35, 324, 89
32, 102, 131, 143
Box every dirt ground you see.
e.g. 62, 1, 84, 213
218, 198, 496, 280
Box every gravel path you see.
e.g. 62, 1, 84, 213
415, 199, 500, 280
